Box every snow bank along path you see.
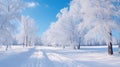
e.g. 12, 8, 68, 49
0, 46, 120, 67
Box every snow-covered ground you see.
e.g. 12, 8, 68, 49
0, 46, 120, 67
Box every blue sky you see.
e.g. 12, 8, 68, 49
22, 0, 71, 36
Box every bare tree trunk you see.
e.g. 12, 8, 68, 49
62, 45, 65, 49
23, 42, 25, 48
6, 45, 9, 51
77, 38, 81, 49
108, 32, 113, 55
77, 43, 80, 49
25, 36, 28, 47
108, 42, 113, 55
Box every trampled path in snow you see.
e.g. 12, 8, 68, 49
0, 46, 120, 67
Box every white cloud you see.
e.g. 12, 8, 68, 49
27, 2, 38, 7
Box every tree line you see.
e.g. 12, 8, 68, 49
0, 0, 38, 50
41, 0, 120, 55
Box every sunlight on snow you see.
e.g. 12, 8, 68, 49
30, 51, 43, 59
47, 53, 72, 62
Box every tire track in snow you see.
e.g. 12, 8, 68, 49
21, 58, 41, 67
39, 48, 76, 67
21, 48, 54, 67
46, 49, 87, 67
39, 49, 55, 67
21, 50, 42, 67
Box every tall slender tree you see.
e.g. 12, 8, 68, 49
19, 16, 37, 47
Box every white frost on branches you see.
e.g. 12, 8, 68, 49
42, 0, 120, 47
17, 16, 37, 46
0, 0, 26, 47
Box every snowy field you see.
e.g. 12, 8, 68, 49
0, 46, 120, 67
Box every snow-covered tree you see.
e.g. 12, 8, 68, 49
42, 0, 120, 54
19, 16, 37, 47
78, 0, 120, 55
42, 22, 66, 47
34, 36, 42, 46
42, 0, 82, 49
0, 0, 26, 50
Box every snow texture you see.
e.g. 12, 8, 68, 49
0, 46, 120, 67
